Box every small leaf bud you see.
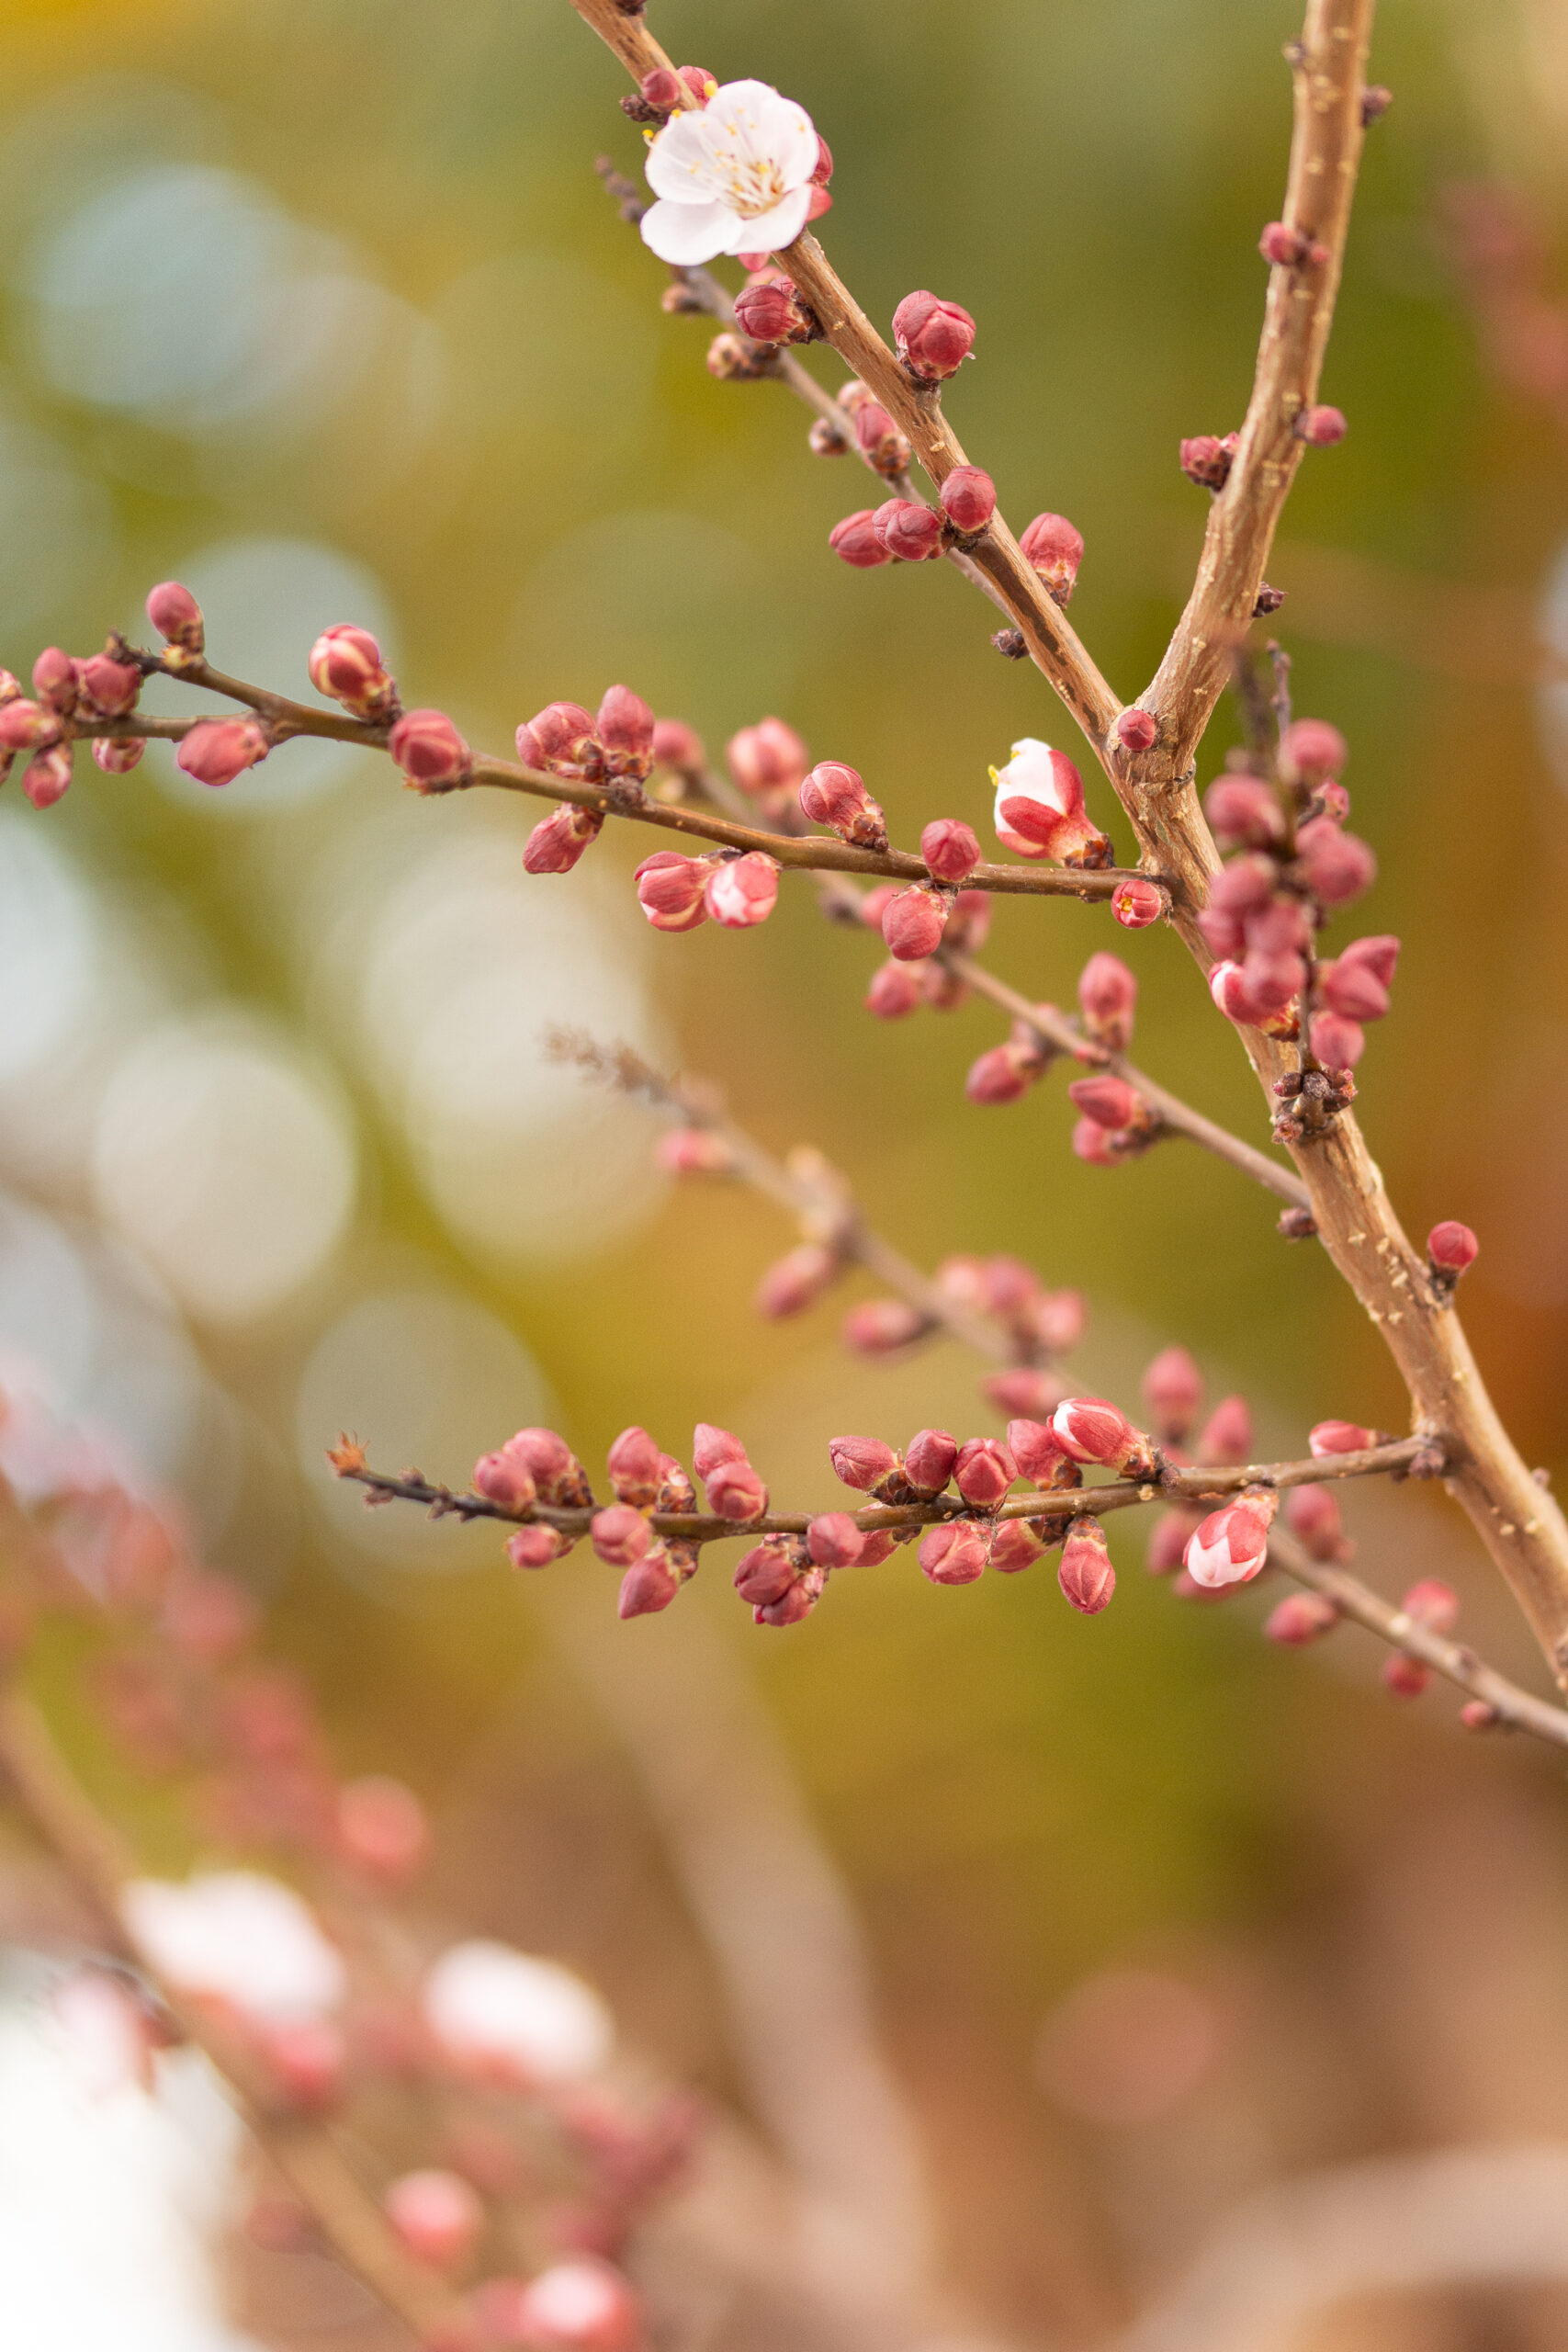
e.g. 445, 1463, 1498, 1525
853, 401, 912, 476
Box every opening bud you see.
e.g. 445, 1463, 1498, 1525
176, 717, 270, 789
919, 1521, 990, 1585
733, 275, 818, 345
872, 499, 944, 561
992, 739, 1110, 867
1205, 775, 1285, 850
635, 850, 710, 930
829, 1434, 898, 1492
882, 886, 948, 961
1018, 513, 1084, 604
1077, 950, 1137, 1049
1111, 876, 1166, 929
1298, 404, 1347, 446
1058, 1521, 1115, 1614
1264, 1592, 1339, 1645
1284, 1482, 1350, 1561
867, 960, 923, 1018
1309, 1010, 1365, 1070
801, 759, 887, 848
146, 580, 205, 657
829, 508, 893, 568
1179, 433, 1237, 490
388, 707, 471, 792
591, 1505, 652, 1567
807, 1511, 864, 1567
940, 466, 996, 533
892, 289, 976, 380
525, 805, 604, 876
308, 625, 397, 718
607, 1427, 663, 1508
1382, 1653, 1430, 1699
1209, 960, 1264, 1025
953, 1437, 1016, 1510
853, 401, 912, 476
1067, 1074, 1144, 1132
596, 684, 655, 781
1114, 707, 1158, 753
920, 817, 981, 884
705, 852, 780, 929
755, 1242, 839, 1318
1141, 1346, 1203, 1443
1052, 1396, 1157, 1478
1308, 1419, 1378, 1458
1184, 1491, 1276, 1588
93, 737, 145, 775
842, 1299, 927, 1354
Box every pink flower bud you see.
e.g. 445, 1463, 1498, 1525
1007, 1417, 1070, 1483
507, 1525, 572, 1569
919, 1521, 990, 1584
1018, 513, 1084, 603
892, 289, 976, 380
385, 2168, 483, 2269
591, 1505, 651, 1566
754, 1566, 824, 1626
1179, 433, 1238, 489
1210, 852, 1278, 914
1205, 775, 1285, 849
987, 1368, 1068, 1419
873, 498, 944, 561
860, 883, 898, 931
1309, 1010, 1364, 1069
1058, 1521, 1115, 1614
705, 1458, 768, 1521
308, 625, 396, 716
842, 1298, 926, 1353
1184, 1492, 1276, 1588
146, 580, 205, 655
829, 508, 892, 568
801, 760, 887, 848
882, 886, 948, 960
989, 1519, 1046, 1573
904, 1428, 958, 1495
705, 852, 779, 929
638, 65, 684, 110
1111, 876, 1166, 929
657, 1125, 734, 1175
176, 717, 270, 788
940, 466, 996, 533
1145, 1508, 1200, 1574
1033, 1288, 1087, 1352
507, 2261, 642, 2352
78, 654, 141, 718
991, 739, 1110, 865
965, 1042, 1037, 1104
473, 1448, 539, 1510
617, 1550, 681, 1618
635, 849, 709, 930
23, 746, 73, 808
1264, 1592, 1339, 1645
920, 817, 981, 883
1300, 404, 1347, 446
1114, 707, 1158, 752
1067, 1074, 1143, 1131
1427, 1219, 1478, 1276
1308, 1419, 1378, 1457
263, 2018, 345, 2112
829, 1434, 898, 1491
32, 646, 78, 716
693, 1424, 746, 1479
525, 702, 600, 778
734, 1543, 797, 1608
1198, 1395, 1253, 1465
1317, 779, 1351, 821
728, 717, 807, 799
733, 275, 815, 345
1209, 959, 1263, 1024
1053, 1396, 1157, 1477
953, 1436, 1016, 1510
853, 401, 912, 475
1339, 933, 1398, 989
0, 698, 61, 752
92, 737, 143, 775
503, 1428, 592, 1506
866, 960, 922, 1017
755, 1242, 838, 1318
1382, 1651, 1429, 1698
652, 718, 705, 773
388, 707, 470, 791
1245, 949, 1307, 1014
1281, 718, 1348, 780
1142, 1346, 1203, 1442
1259, 220, 1309, 265
1245, 898, 1312, 956
596, 684, 655, 781
525, 806, 603, 876
1318, 956, 1389, 1021
1077, 950, 1137, 1049
1072, 1116, 1124, 1167
807, 1511, 864, 1567
332, 1774, 427, 1880
606, 1427, 663, 1508
1284, 1482, 1349, 1560
1403, 1577, 1459, 1633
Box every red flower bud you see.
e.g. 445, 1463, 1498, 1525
176, 717, 270, 788
1179, 433, 1237, 490
829, 508, 892, 568
872, 499, 944, 561
634, 849, 709, 931
1111, 876, 1166, 929
1427, 1219, 1478, 1276
607, 1426, 663, 1507
77, 654, 141, 718
954, 1436, 1016, 1510
1198, 1395, 1253, 1466
32, 646, 78, 716
892, 289, 976, 380
733, 275, 815, 345
853, 401, 911, 476
1281, 718, 1348, 780
920, 817, 980, 883
1067, 1074, 1143, 1131
734, 1543, 797, 1609
807, 1511, 864, 1567
1018, 512, 1084, 603
146, 579, 206, 656
1052, 1396, 1156, 1476
939, 466, 996, 533
1308, 1419, 1378, 1458
990, 1519, 1046, 1573
596, 684, 655, 781
800, 760, 887, 848
1072, 1116, 1124, 1168
507, 1525, 571, 1569
473, 1447, 538, 1510
866, 960, 922, 1018
919, 1521, 990, 1584
965, 1042, 1037, 1105
525, 702, 599, 778
882, 886, 948, 961
1382, 1652, 1430, 1699
705, 1458, 768, 1521
1309, 1010, 1365, 1070
904, 1428, 958, 1495
1284, 1482, 1349, 1561
309, 625, 396, 717
829, 1434, 898, 1491
985, 1367, 1069, 1419
1114, 707, 1158, 752
591, 1505, 652, 1566
705, 853, 780, 928
93, 737, 145, 775
652, 717, 705, 773
1007, 1417, 1070, 1483
1142, 1346, 1203, 1442
1264, 1592, 1339, 1645
754, 1242, 838, 1318
842, 1299, 926, 1353
525, 806, 603, 876
618, 1552, 681, 1618
1058, 1521, 1115, 1614
1299, 404, 1347, 446
693, 1424, 746, 1479
1295, 819, 1375, 908
1205, 775, 1285, 850
389, 707, 470, 791
1339, 933, 1399, 989
728, 717, 808, 799
1077, 950, 1136, 1049
1403, 1577, 1459, 1634
1184, 1492, 1275, 1588
1318, 956, 1389, 1022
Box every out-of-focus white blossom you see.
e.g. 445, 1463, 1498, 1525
421, 1939, 612, 2085
121, 1870, 345, 2024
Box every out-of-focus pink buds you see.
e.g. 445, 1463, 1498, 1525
704, 1457, 768, 1522
1339, 933, 1398, 988
705, 853, 780, 928
733, 275, 817, 345
1072, 1116, 1124, 1167
652, 718, 705, 774
1403, 1577, 1459, 1634
954, 1437, 1016, 1510
866, 960, 922, 1018
1264, 1592, 1339, 1645
854, 401, 912, 476
1259, 220, 1314, 266
728, 717, 808, 802
1209, 852, 1279, 919
842, 1298, 926, 1353
308, 625, 398, 718
0, 698, 62, 752
385, 2169, 484, 2268
1007, 1417, 1070, 1483
920, 817, 981, 883
829, 1434, 898, 1492
807, 1511, 864, 1567
904, 1428, 958, 1496
657, 1125, 734, 1176
872, 499, 944, 561
1052, 1396, 1158, 1478
1145, 1509, 1199, 1574
1427, 1220, 1479, 1289
1296, 819, 1375, 903
859, 883, 899, 931
590, 1505, 652, 1567
1184, 1491, 1276, 1588
635, 850, 710, 931
944, 888, 992, 953
337, 1780, 424, 1874
506, 2260, 642, 2352
1299, 404, 1348, 446
801, 760, 887, 848
829, 508, 892, 568
965, 1041, 1039, 1105
1114, 708, 1158, 753
987, 1368, 1069, 1419
389, 707, 470, 792
1309, 1419, 1378, 1458
1077, 950, 1137, 1049
507, 1525, 573, 1569
755, 1242, 839, 1318
23, 746, 73, 808
1205, 775, 1285, 850
504, 1429, 592, 1507
882, 886, 948, 960
1142, 1346, 1203, 1443
992, 739, 1111, 867
525, 806, 603, 876
77, 653, 141, 718
1317, 780, 1351, 821
1382, 1652, 1429, 1699
1179, 433, 1238, 489
32, 647, 78, 715
93, 736, 145, 775
1209, 960, 1262, 1025
1111, 876, 1166, 929
892, 289, 976, 380
1067, 1074, 1144, 1131
1058, 1521, 1115, 1614
1309, 1011, 1364, 1070
607, 1427, 663, 1509
147, 580, 205, 658
940, 466, 996, 533
473, 1447, 539, 1510
1034, 1287, 1088, 1351
263, 2018, 346, 2112
1284, 1482, 1351, 1561
177, 717, 270, 788
1281, 719, 1347, 780
919, 1521, 990, 1585
693, 1424, 745, 1479
596, 684, 655, 782
524, 702, 600, 778
1198, 1395, 1253, 1465
1318, 956, 1388, 1021
734, 1543, 797, 1610
1018, 513, 1084, 604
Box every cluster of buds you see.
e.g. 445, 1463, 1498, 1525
634, 848, 781, 932
990, 740, 1113, 868
519, 687, 656, 792
863, 886, 990, 1018
941, 1260, 1089, 1419
1140, 1354, 1257, 1588
891, 289, 977, 382
1067, 1072, 1159, 1167
752, 1147, 855, 1319
0, 637, 145, 806
828, 1421, 1088, 1596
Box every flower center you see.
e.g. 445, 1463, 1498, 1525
710, 149, 788, 220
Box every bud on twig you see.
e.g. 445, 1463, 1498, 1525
904, 1428, 959, 1496
635, 850, 709, 930
940, 467, 996, 533
842, 1300, 927, 1354
733, 275, 818, 345
1280, 718, 1347, 782
892, 290, 976, 381
705, 854, 780, 928
526, 806, 604, 876
807, 1512, 864, 1567
1113, 708, 1158, 753
755, 1243, 840, 1318
177, 717, 271, 789
308, 625, 399, 718
1264, 1592, 1339, 1645
1018, 514, 1083, 605
607, 1427, 663, 1508
147, 580, 205, 661
953, 1437, 1016, 1510
854, 401, 912, 476
872, 500, 944, 561
1427, 1219, 1478, 1300
882, 887, 948, 960
801, 760, 887, 847
1184, 1491, 1276, 1588
1058, 1521, 1114, 1614
829, 509, 891, 568
1179, 433, 1238, 490
596, 684, 655, 783
389, 708, 470, 792
919, 1521, 990, 1585
1052, 1396, 1158, 1479
1077, 951, 1137, 1050
1111, 876, 1166, 929
1296, 404, 1348, 446
1309, 1419, 1379, 1458
920, 818, 981, 884
1142, 1346, 1202, 1444
728, 717, 808, 803
1285, 1483, 1352, 1562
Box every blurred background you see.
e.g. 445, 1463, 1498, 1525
4, 0, 1568, 2344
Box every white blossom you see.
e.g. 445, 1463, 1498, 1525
640, 81, 818, 267
422, 1939, 612, 2084
121, 1870, 346, 2024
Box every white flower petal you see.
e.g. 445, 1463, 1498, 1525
720, 186, 814, 255
122, 1870, 345, 2024
645, 111, 728, 204
639, 198, 737, 266
716, 79, 819, 186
